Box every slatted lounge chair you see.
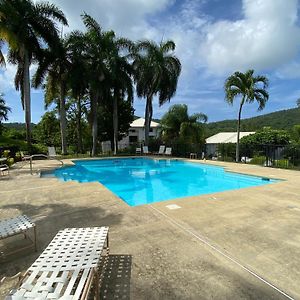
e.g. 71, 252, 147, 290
5, 227, 109, 300
136, 147, 142, 155
0, 215, 37, 259
142, 146, 150, 155
20, 151, 31, 161
0, 164, 9, 176
165, 147, 172, 156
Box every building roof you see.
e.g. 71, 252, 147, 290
206, 132, 255, 144
130, 117, 160, 128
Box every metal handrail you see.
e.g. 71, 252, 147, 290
28, 154, 64, 174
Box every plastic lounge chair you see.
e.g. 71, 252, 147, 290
136, 147, 142, 155
48, 146, 57, 158
4, 227, 109, 300
142, 146, 150, 155
0, 164, 9, 176
0, 215, 37, 258
165, 147, 172, 156
156, 145, 165, 155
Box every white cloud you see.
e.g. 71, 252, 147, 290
201, 0, 300, 74
275, 61, 300, 79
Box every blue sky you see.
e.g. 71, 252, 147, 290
1, 0, 300, 124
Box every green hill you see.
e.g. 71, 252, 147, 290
205, 107, 300, 136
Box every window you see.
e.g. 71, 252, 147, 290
129, 136, 138, 143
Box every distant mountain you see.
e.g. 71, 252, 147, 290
205, 107, 300, 137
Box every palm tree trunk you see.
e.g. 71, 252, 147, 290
236, 99, 244, 162
144, 94, 153, 146
23, 50, 31, 150
59, 82, 67, 155
113, 88, 118, 155
76, 97, 83, 153
90, 90, 98, 157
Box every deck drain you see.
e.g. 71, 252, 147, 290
166, 204, 181, 210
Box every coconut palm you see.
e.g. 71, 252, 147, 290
33, 40, 71, 155
133, 40, 181, 145
161, 104, 207, 144
0, 0, 67, 149
106, 37, 133, 155
225, 69, 269, 162
81, 13, 108, 156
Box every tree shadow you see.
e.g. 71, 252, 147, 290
100, 254, 132, 300
0, 202, 123, 279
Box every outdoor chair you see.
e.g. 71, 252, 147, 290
4, 227, 109, 300
142, 146, 150, 155
20, 151, 31, 161
156, 145, 165, 155
0, 215, 37, 259
48, 146, 57, 158
0, 164, 9, 176
136, 147, 142, 155
165, 147, 172, 156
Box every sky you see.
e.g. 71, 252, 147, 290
1, 0, 300, 124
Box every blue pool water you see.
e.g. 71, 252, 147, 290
51, 158, 277, 206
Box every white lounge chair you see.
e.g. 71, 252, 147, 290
157, 145, 165, 155
0, 164, 9, 176
136, 147, 142, 155
48, 146, 57, 158
4, 227, 109, 300
165, 147, 172, 156
142, 146, 150, 155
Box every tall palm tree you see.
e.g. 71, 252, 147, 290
133, 40, 181, 145
66, 31, 88, 154
0, 39, 5, 67
0, 94, 11, 135
34, 40, 70, 155
81, 13, 108, 156
225, 69, 269, 162
0, 0, 67, 149
106, 37, 133, 155
161, 104, 207, 144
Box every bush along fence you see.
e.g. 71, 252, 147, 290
214, 143, 300, 169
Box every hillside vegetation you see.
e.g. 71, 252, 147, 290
205, 107, 300, 136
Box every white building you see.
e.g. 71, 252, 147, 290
102, 117, 161, 151
205, 132, 255, 156
120, 117, 161, 146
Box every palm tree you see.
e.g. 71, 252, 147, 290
225, 69, 269, 162
106, 37, 133, 155
0, 0, 67, 149
161, 104, 207, 144
66, 31, 88, 154
0, 94, 11, 135
133, 40, 181, 145
81, 13, 108, 156
34, 40, 70, 155
0, 39, 5, 67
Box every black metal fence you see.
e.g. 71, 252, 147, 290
216, 143, 300, 169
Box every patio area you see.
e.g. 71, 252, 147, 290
0, 158, 300, 299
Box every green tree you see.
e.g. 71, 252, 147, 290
34, 39, 71, 155
0, 94, 11, 135
225, 69, 269, 162
133, 40, 181, 145
297, 98, 300, 108
81, 13, 109, 156
0, 0, 67, 149
291, 125, 300, 144
33, 111, 60, 146
161, 104, 207, 144
105, 36, 133, 155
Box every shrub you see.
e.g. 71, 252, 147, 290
249, 156, 265, 165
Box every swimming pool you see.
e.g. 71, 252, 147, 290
51, 158, 277, 206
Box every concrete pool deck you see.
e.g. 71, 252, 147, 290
0, 158, 300, 299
